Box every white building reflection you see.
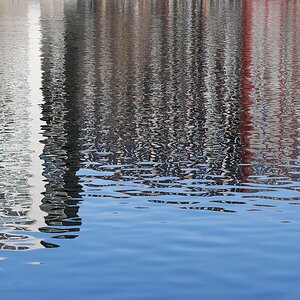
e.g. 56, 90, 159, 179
0, 0, 82, 251
0, 0, 46, 250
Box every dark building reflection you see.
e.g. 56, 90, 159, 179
39, 0, 82, 239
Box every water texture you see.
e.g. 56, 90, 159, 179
0, 0, 300, 299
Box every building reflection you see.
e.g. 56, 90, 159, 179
39, 0, 82, 238
77, 0, 300, 198
0, 0, 299, 249
0, 0, 47, 250
240, 0, 300, 179
77, 0, 244, 198
0, 0, 82, 250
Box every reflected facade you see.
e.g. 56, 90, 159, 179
0, 0, 46, 250
39, 0, 82, 240
0, 0, 83, 250
0, 0, 300, 250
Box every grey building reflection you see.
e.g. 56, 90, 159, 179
75, 0, 245, 203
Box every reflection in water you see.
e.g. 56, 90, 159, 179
39, 0, 82, 239
248, 1, 300, 167
78, 0, 243, 197
77, 0, 300, 214
1, 1, 300, 298
0, 0, 299, 253
0, 1, 297, 299
0, 0, 82, 250
0, 0, 46, 250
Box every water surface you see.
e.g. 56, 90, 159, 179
0, 0, 300, 299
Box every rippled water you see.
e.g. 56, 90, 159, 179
0, 0, 300, 299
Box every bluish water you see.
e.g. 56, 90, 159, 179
0, 0, 300, 299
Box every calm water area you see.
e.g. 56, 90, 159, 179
0, 0, 300, 299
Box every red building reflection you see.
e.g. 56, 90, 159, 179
239, 0, 300, 180
239, 0, 253, 180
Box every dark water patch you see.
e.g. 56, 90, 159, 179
253, 204, 276, 208
210, 200, 247, 205
181, 206, 236, 213
149, 200, 199, 205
